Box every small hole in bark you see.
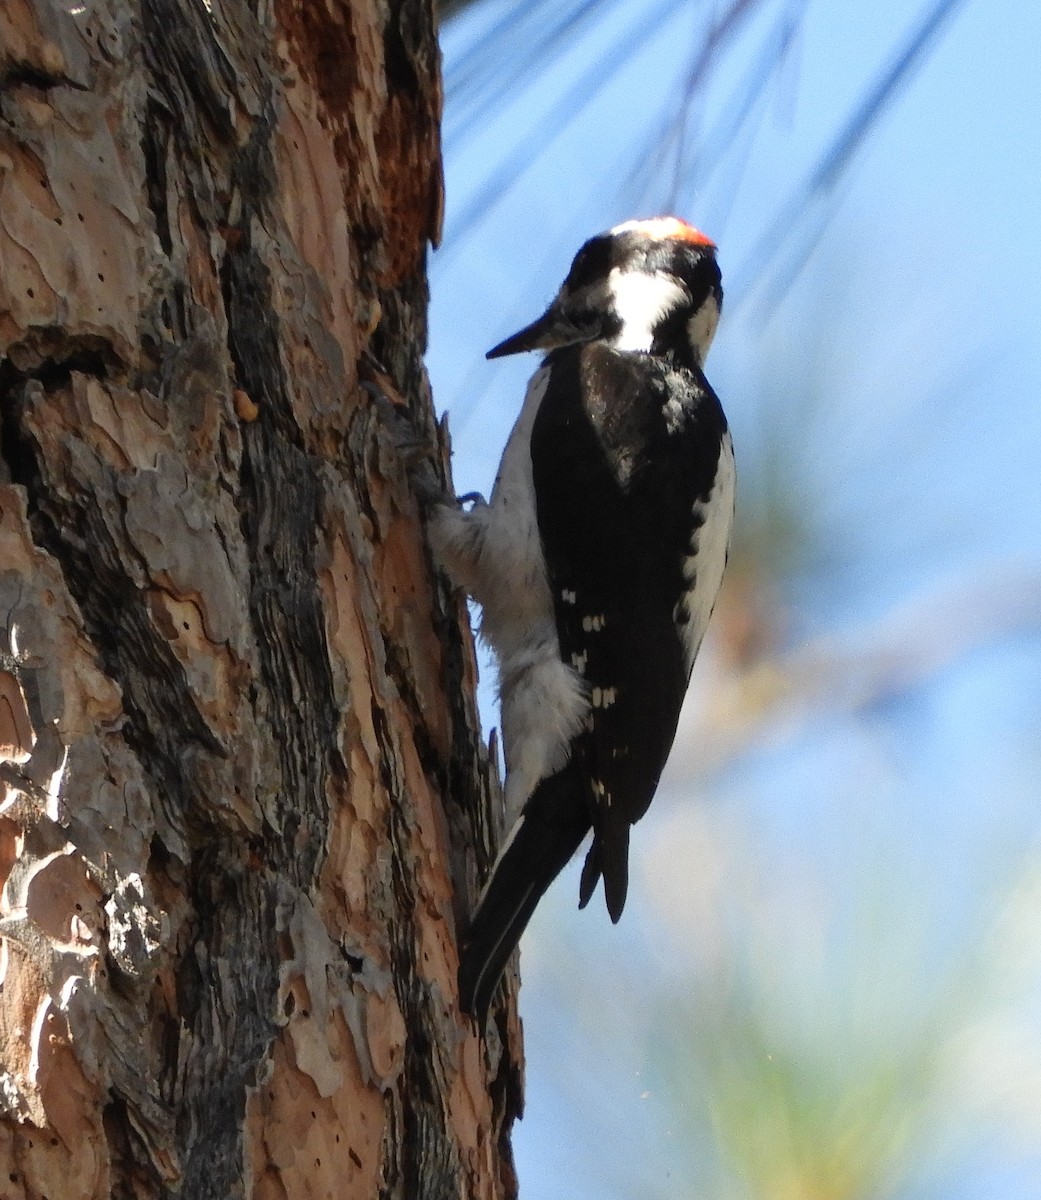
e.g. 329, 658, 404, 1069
27, 289, 34, 298
77, 212, 84, 221
10, 1173, 19, 1182
75, 903, 83, 911
97, 273, 104, 282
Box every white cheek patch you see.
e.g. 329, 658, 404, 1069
605, 269, 689, 352
687, 295, 720, 364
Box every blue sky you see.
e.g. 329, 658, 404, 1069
428, 2, 1041, 1196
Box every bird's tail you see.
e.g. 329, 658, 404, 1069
578, 815, 630, 922
458, 765, 591, 1022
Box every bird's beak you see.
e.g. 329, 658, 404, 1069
486, 307, 561, 359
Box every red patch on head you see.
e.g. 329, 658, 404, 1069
614, 216, 716, 249
648, 217, 716, 247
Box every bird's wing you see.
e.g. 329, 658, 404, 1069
531, 344, 724, 920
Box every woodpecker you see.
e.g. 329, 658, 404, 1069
428, 217, 735, 1021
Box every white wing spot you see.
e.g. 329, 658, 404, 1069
571, 650, 588, 674
562, 589, 577, 605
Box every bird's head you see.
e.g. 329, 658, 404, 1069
487, 217, 722, 367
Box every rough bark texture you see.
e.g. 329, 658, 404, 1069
0, 1, 522, 1197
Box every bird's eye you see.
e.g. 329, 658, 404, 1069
565, 307, 604, 341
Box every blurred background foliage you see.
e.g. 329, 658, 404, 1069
426, 0, 1041, 1196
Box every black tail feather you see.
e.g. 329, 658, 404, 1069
600, 817, 630, 923
577, 817, 630, 921
577, 838, 601, 910
458, 765, 591, 1022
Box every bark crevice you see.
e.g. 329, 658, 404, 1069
0, 1, 521, 1195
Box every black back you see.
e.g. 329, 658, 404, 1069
530, 342, 727, 918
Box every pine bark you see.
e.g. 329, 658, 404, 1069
0, 1, 522, 1196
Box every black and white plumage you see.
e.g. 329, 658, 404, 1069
429, 217, 735, 1021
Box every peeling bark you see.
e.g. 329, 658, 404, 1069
0, 1, 521, 1197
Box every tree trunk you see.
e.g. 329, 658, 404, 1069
0, 1, 522, 1196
